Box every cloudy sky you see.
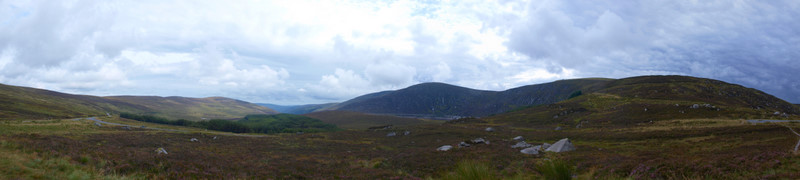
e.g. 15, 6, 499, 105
1, 0, 798, 104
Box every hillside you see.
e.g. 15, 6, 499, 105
256, 103, 336, 114
321, 79, 612, 118
105, 96, 277, 120
486, 75, 800, 128
303, 111, 440, 129
0, 83, 276, 120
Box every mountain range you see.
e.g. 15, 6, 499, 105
3, 75, 797, 124
262, 75, 798, 122
0, 83, 276, 120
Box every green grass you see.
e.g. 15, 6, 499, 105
0, 140, 130, 180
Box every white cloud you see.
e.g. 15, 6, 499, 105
365, 62, 417, 87
311, 69, 372, 100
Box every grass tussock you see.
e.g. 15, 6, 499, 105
439, 160, 498, 180
535, 158, 574, 180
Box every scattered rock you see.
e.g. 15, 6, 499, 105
190, 138, 199, 142
512, 136, 524, 141
121, 126, 131, 130
471, 138, 487, 144
485, 127, 494, 132
212, 136, 217, 140
554, 126, 562, 131
774, 111, 781, 115
782, 113, 790, 118
542, 143, 552, 150
386, 132, 397, 137
644, 108, 648, 112
675, 104, 680, 107
520, 147, 540, 155
511, 141, 532, 148
459, 142, 471, 148
155, 147, 168, 154
690, 104, 700, 109
545, 138, 576, 153
368, 125, 393, 130
437, 145, 453, 151
94, 122, 102, 127
403, 131, 411, 136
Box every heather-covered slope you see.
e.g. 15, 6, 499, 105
487, 75, 800, 128
0, 83, 276, 120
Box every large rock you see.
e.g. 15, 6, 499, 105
190, 138, 199, 142
437, 145, 453, 151
520, 147, 540, 155
554, 126, 562, 131
511, 141, 532, 148
386, 132, 397, 137
94, 122, 102, 127
545, 138, 576, 152
485, 127, 495, 132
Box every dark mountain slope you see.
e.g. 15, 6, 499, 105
486, 75, 800, 128
324, 79, 612, 117
0, 83, 276, 120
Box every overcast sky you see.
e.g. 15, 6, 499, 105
1, 0, 798, 104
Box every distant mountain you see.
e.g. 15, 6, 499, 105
486, 75, 800, 128
302, 111, 439, 129
0, 83, 276, 120
256, 103, 336, 114
320, 79, 612, 118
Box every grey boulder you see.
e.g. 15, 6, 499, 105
513, 136, 524, 141
511, 141, 532, 148
458, 142, 471, 148
471, 138, 487, 144
545, 138, 576, 152
542, 143, 552, 150
437, 145, 453, 151
520, 147, 540, 155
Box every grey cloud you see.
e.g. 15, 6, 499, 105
506, 0, 800, 102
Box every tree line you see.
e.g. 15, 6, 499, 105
119, 113, 338, 134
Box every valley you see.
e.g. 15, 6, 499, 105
1, 75, 799, 179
